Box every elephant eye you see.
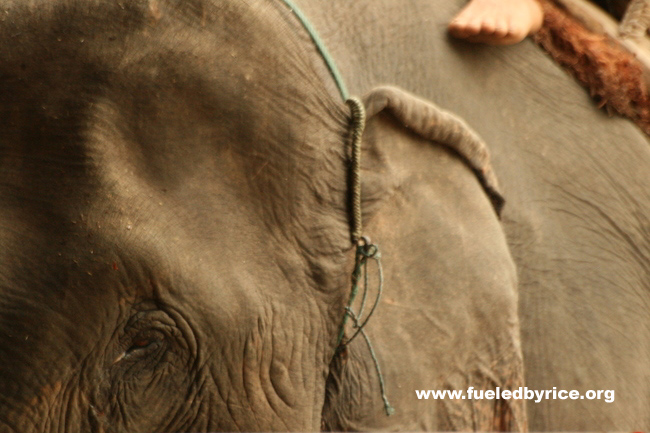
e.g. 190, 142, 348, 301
134, 337, 154, 348
128, 337, 157, 352
118, 332, 165, 362
112, 307, 182, 367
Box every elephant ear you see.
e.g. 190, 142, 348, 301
362, 86, 505, 216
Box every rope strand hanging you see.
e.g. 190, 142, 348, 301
280, 0, 394, 417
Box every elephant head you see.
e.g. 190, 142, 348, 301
0, 0, 522, 431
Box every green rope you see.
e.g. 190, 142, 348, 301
278, 0, 394, 417
357, 251, 370, 319
336, 240, 394, 416
346, 243, 384, 344
279, 0, 349, 101
345, 308, 395, 416
336, 242, 365, 347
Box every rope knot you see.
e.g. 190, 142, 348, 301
358, 243, 380, 260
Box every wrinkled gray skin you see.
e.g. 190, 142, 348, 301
0, 0, 648, 431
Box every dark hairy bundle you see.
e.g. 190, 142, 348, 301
535, 0, 650, 135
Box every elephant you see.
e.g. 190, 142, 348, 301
0, 0, 649, 431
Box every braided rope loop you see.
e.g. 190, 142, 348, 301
346, 97, 366, 244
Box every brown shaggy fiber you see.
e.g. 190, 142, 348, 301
534, 0, 650, 135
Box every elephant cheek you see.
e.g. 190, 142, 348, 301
1, 380, 94, 432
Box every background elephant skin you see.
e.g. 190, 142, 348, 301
0, 0, 648, 432
296, 0, 650, 430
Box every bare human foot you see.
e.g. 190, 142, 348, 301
448, 0, 544, 45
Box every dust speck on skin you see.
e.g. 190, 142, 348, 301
149, 0, 162, 22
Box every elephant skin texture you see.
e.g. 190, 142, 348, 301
0, 0, 648, 431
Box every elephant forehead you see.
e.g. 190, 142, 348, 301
0, 0, 346, 373
0, 0, 337, 113
0, 0, 347, 237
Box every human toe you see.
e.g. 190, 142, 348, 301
506, 20, 529, 43
472, 14, 494, 35
492, 17, 509, 38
